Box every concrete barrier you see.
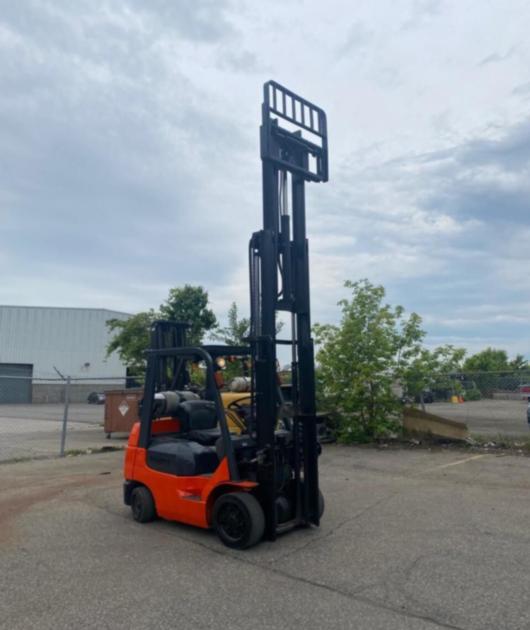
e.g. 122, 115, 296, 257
403, 407, 469, 440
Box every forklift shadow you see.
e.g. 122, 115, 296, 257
146, 511, 327, 559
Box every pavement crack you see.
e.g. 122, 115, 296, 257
94, 494, 466, 629
234, 553, 467, 630
149, 524, 468, 630
272, 493, 396, 562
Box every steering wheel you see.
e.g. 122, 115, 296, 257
227, 396, 251, 413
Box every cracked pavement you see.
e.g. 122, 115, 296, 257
2, 445, 530, 629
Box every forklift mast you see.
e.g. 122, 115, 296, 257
250, 81, 329, 537
149, 320, 190, 391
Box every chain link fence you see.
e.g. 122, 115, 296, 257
0, 375, 141, 462
2, 369, 530, 462
414, 371, 530, 438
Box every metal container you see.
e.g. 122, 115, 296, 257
104, 388, 143, 438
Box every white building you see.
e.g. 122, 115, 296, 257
0, 306, 131, 402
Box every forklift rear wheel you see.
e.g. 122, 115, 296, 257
131, 486, 156, 523
213, 492, 265, 549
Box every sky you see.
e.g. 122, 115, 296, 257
1, 0, 530, 358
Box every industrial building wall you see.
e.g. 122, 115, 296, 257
0, 306, 130, 380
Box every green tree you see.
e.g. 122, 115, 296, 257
314, 279, 425, 442
436, 345, 467, 373
212, 302, 287, 384
107, 285, 217, 374
214, 302, 250, 345
463, 348, 509, 372
210, 302, 252, 383
403, 345, 466, 409
213, 301, 284, 346
106, 310, 158, 375
509, 354, 528, 371
159, 285, 217, 345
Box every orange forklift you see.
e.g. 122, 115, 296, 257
123, 81, 329, 548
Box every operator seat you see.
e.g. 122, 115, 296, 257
151, 391, 222, 446
178, 399, 222, 446
147, 401, 221, 476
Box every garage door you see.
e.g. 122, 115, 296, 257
0, 363, 33, 403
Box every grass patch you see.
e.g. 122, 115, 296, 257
467, 434, 530, 454
328, 430, 530, 456
0, 445, 125, 465
64, 445, 125, 457
388, 436, 530, 456
0, 455, 51, 465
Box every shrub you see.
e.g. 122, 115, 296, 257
314, 280, 422, 442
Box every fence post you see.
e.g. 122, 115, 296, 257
59, 376, 71, 457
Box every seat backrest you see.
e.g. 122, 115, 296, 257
177, 400, 217, 432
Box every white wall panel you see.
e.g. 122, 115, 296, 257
0, 306, 131, 379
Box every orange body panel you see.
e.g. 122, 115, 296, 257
124, 422, 257, 529
151, 418, 180, 434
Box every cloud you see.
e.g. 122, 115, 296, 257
131, 0, 235, 43
336, 21, 373, 56
0, 0, 254, 314
400, 0, 443, 31
1, 0, 530, 360
478, 47, 516, 66
217, 49, 262, 73
308, 114, 530, 355
512, 82, 530, 97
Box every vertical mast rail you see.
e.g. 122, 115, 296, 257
251, 81, 329, 537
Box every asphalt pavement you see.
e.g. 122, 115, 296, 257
0, 404, 119, 461
429, 399, 530, 437
2, 445, 530, 629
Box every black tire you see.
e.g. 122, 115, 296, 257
298, 483, 325, 520
318, 489, 325, 519
213, 492, 265, 549
131, 486, 156, 523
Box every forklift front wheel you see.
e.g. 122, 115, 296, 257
318, 489, 325, 519
213, 492, 265, 549
131, 486, 156, 523
298, 485, 325, 520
